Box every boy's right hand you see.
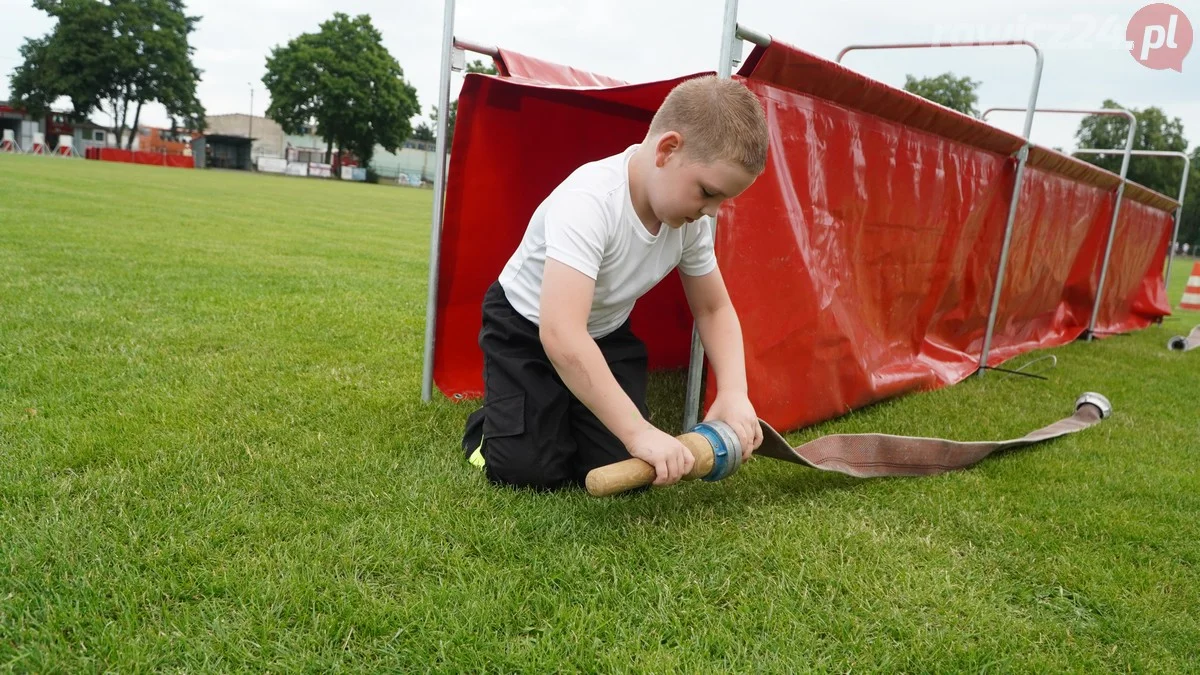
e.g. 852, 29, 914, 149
625, 427, 696, 485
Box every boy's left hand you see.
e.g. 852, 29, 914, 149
703, 392, 763, 461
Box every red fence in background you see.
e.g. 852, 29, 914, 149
85, 146, 193, 169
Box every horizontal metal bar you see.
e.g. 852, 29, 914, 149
735, 24, 771, 48
837, 40, 1040, 64
980, 106, 1138, 342
1073, 149, 1190, 289
981, 106, 1132, 120
833, 41, 1043, 379
453, 37, 500, 58
1072, 149, 1187, 159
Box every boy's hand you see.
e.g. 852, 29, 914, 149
704, 392, 763, 461
625, 427, 696, 485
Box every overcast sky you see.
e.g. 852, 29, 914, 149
2, 0, 1197, 154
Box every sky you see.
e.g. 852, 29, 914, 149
1, 0, 1198, 155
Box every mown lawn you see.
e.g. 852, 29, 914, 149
2, 155, 1198, 671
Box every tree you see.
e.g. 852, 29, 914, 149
903, 72, 981, 116
412, 123, 435, 142
1072, 99, 1199, 249
1180, 146, 1200, 249
1073, 99, 1188, 196
9, 0, 205, 148
428, 59, 498, 147
8, 37, 59, 118
262, 13, 419, 168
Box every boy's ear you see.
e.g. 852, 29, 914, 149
653, 131, 683, 168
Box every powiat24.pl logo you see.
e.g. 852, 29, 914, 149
1127, 3, 1193, 71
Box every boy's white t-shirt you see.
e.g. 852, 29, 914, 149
498, 144, 717, 338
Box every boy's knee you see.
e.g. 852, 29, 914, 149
484, 460, 576, 492
481, 436, 576, 491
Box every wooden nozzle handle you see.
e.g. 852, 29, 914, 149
585, 432, 716, 497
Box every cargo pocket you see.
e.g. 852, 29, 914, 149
483, 391, 525, 440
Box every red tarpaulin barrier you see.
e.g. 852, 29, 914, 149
433, 43, 1176, 433
434, 68, 698, 401
1093, 199, 1174, 333
495, 48, 630, 87
88, 147, 193, 169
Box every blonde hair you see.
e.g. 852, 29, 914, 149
646, 75, 769, 174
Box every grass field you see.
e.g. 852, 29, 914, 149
2, 154, 1199, 671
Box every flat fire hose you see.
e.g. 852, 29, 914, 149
1168, 324, 1200, 352
585, 393, 1112, 497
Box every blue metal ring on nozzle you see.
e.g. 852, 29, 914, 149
691, 421, 742, 482
690, 423, 728, 481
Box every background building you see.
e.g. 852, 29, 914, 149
193, 134, 253, 170
204, 113, 285, 160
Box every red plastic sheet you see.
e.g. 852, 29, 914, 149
433, 44, 1176, 433
495, 48, 629, 87
90, 147, 193, 169
434, 73, 698, 399
1092, 199, 1173, 333
736, 40, 1026, 156
706, 79, 1020, 429
976, 166, 1115, 365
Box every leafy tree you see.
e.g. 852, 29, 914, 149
262, 12, 419, 168
465, 59, 498, 75
412, 123, 435, 142
1074, 99, 1188, 194
9, 0, 205, 148
1073, 99, 1196, 248
8, 37, 60, 118
903, 72, 981, 116
1179, 146, 1200, 249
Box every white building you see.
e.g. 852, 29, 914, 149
203, 113, 286, 160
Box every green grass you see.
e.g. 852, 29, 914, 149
2, 154, 1199, 672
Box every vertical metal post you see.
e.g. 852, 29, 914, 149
1071, 149, 1189, 291
1018, 53, 1043, 139
979, 143, 1031, 370
1086, 112, 1137, 340
682, 0, 740, 431
1165, 157, 1190, 290
717, 0, 740, 78
981, 107, 1139, 345
421, 0, 457, 402
832, 42, 1042, 375
980, 49, 1041, 375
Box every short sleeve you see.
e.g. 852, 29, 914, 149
543, 190, 609, 280
678, 215, 717, 276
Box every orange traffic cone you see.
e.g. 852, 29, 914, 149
1181, 261, 1200, 311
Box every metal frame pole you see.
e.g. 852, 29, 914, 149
452, 38, 499, 58
736, 24, 772, 49
1088, 119, 1137, 340
421, 0, 458, 402
836, 41, 1043, 376
981, 107, 1137, 341
681, 9, 772, 425
682, 6, 775, 430
420, 3, 505, 402
717, 0, 740, 76
980, 142, 1032, 370
1167, 158, 1191, 289
683, 0, 742, 431
1072, 149, 1189, 291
